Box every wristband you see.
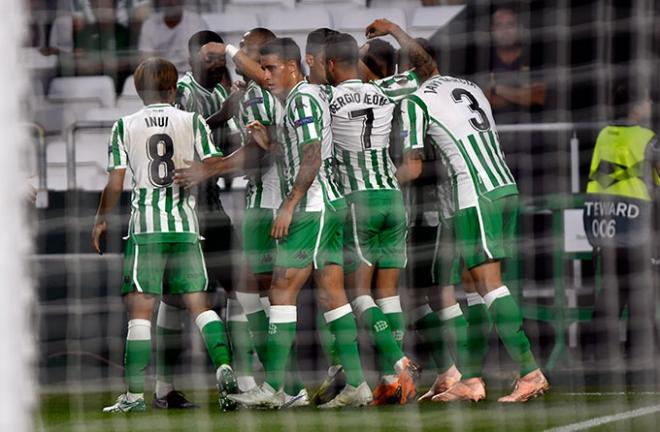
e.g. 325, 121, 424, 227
225, 44, 239, 59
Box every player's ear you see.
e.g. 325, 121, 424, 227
305, 54, 314, 68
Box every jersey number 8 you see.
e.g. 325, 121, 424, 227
147, 134, 175, 187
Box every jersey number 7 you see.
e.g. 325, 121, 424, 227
349, 108, 374, 149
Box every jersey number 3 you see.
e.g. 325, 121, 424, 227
147, 134, 175, 187
349, 108, 374, 149
451, 88, 491, 132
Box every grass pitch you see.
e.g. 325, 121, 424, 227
37, 389, 660, 432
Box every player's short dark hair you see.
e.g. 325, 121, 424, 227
612, 80, 649, 119
246, 27, 277, 45
134, 57, 178, 102
260, 37, 302, 69
188, 30, 224, 55
325, 33, 359, 65
306, 27, 339, 56
361, 38, 396, 78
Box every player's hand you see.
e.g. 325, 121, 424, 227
365, 18, 398, 38
174, 159, 209, 189
247, 121, 271, 150
231, 80, 247, 93
92, 220, 107, 255
271, 206, 294, 240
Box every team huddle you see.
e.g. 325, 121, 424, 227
92, 18, 550, 413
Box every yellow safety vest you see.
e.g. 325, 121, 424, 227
586, 125, 658, 201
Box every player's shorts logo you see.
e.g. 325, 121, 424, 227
294, 250, 309, 260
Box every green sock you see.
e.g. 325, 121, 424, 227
284, 343, 305, 395
353, 296, 404, 375
245, 310, 269, 365
227, 299, 255, 376
317, 311, 341, 366
464, 295, 492, 379
377, 296, 405, 348
439, 304, 469, 372
264, 305, 297, 390
326, 306, 366, 387
412, 306, 453, 373
486, 288, 538, 376
125, 319, 152, 394
195, 311, 231, 369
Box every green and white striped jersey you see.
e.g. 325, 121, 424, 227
401, 75, 517, 210
238, 80, 283, 210
107, 104, 221, 241
278, 80, 342, 212
330, 72, 419, 195
176, 72, 241, 143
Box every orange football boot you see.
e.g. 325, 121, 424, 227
418, 365, 462, 402
497, 369, 549, 402
432, 377, 486, 402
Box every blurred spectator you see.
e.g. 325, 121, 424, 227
484, 5, 546, 123
25, 0, 51, 48
72, 0, 151, 46
72, 0, 133, 92
138, 0, 207, 73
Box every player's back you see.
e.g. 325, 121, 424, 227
411, 75, 517, 205
111, 103, 220, 238
331, 80, 398, 194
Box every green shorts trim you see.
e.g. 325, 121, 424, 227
121, 237, 208, 295
344, 190, 407, 273
432, 217, 462, 287
275, 201, 347, 270
243, 207, 277, 274
454, 194, 519, 269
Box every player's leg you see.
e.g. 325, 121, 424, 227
467, 195, 547, 402
229, 211, 319, 408
170, 241, 238, 411
153, 295, 198, 409
314, 203, 371, 408
346, 197, 406, 377
104, 239, 162, 413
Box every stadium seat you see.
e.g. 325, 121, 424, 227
299, 0, 366, 7
48, 76, 116, 108
225, 0, 295, 8
116, 75, 143, 113
71, 125, 115, 191
408, 5, 466, 39
261, 8, 333, 52
22, 47, 58, 71
335, 7, 407, 47
45, 139, 67, 191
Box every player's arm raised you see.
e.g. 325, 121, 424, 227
203, 42, 268, 88
366, 19, 436, 82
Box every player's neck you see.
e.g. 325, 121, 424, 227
334, 67, 359, 84
193, 72, 216, 92
285, 73, 305, 96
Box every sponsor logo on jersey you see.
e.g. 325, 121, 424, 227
243, 96, 264, 107
294, 116, 315, 128
294, 250, 309, 260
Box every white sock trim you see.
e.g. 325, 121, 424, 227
351, 295, 377, 317
127, 319, 151, 340
376, 295, 402, 314
156, 302, 184, 331
155, 380, 174, 399
235, 292, 264, 316
483, 285, 511, 308
195, 310, 221, 331
409, 304, 433, 324
439, 303, 463, 321
323, 303, 353, 323
269, 305, 297, 324
260, 296, 271, 317
466, 292, 485, 306
226, 298, 248, 322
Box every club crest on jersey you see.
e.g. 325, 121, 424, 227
294, 116, 314, 128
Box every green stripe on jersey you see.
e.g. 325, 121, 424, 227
381, 148, 398, 189
370, 151, 385, 188
357, 151, 373, 189
342, 149, 359, 191
467, 134, 499, 188
478, 132, 508, 185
